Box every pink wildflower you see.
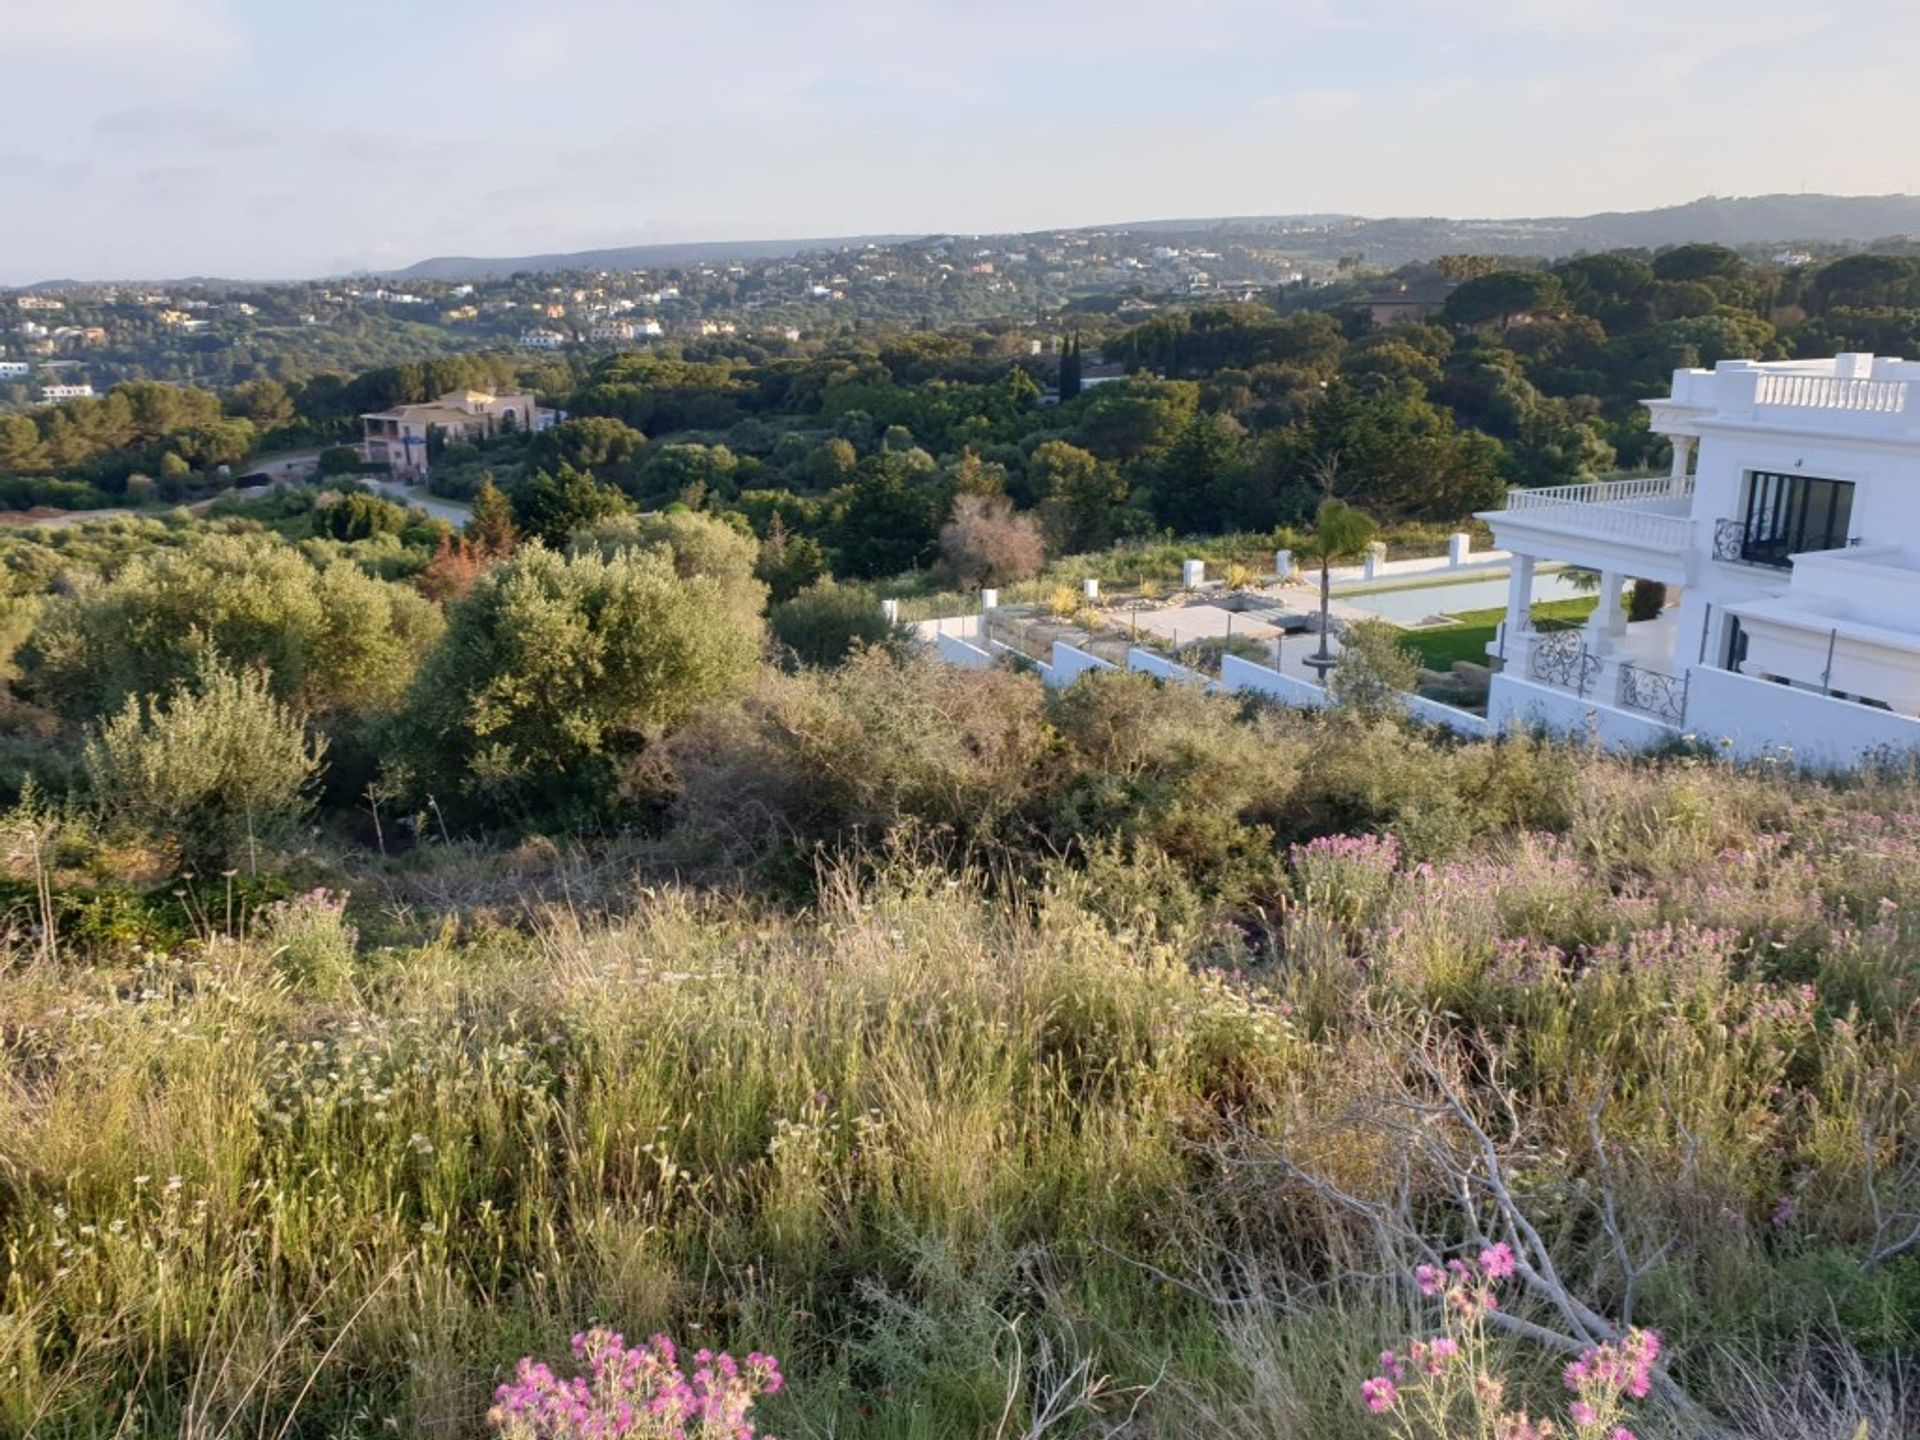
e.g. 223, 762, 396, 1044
1361, 1376, 1399, 1413
1480, 1241, 1518, 1279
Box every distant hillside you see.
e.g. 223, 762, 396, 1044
388, 194, 1920, 280
388, 235, 925, 282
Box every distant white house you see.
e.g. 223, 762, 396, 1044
1479, 352, 1920, 766
517, 329, 566, 350
0, 361, 30, 379
39, 383, 95, 402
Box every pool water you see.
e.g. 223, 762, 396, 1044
1339, 570, 1590, 626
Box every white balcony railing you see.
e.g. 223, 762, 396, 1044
1499, 475, 1695, 551
1754, 373, 1911, 414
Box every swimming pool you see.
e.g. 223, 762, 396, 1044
1337, 569, 1590, 625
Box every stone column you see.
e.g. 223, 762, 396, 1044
1587, 570, 1626, 654
1500, 554, 1535, 660
1669, 434, 1697, 489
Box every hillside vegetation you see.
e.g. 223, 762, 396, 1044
0, 646, 1916, 1438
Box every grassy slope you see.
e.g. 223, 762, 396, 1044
1, 731, 1916, 1439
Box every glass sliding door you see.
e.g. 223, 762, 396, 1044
1738, 473, 1856, 567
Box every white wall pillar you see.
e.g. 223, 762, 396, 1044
1362, 541, 1388, 580
1669, 434, 1697, 487
1503, 555, 1535, 637
1587, 570, 1626, 654
1181, 559, 1206, 589
1447, 532, 1471, 567
980, 587, 998, 612
1274, 548, 1293, 580
1082, 577, 1099, 602
880, 598, 900, 624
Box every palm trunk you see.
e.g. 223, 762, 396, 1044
1315, 560, 1333, 666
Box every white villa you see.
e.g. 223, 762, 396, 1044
1480, 352, 1920, 766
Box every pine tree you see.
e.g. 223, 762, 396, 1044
1059, 335, 1083, 401
468, 473, 518, 555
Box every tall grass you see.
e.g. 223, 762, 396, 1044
0, 738, 1916, 1437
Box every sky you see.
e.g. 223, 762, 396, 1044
5, 0, 1920, 283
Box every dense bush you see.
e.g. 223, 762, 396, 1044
768, 579, 894, 669
83, 659, 325, 865
22, 531, 444, 721
383, 543, 764, 824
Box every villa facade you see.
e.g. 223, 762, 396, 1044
1479, 352, 1920, 766
359, 388, 556, 481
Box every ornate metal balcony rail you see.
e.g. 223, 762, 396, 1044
1713, 518, 1864, 568
1527, 629, 1601, 698
1617, 662, 1689, 726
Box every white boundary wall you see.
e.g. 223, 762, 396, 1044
1486, 674, 1678, 751
1127, 649, 1207, 684
1050, 642, 1117, 685
1686, 665, 1920, 768
1220, 654, 1329, 707
936, 633, 994, 669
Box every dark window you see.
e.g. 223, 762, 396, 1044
1726, 615, 1750, 671
1736, 472, 1855, 567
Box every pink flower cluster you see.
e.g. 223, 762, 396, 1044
1360, 1244, 1656, 1440
488, 1329, 783, 1440
1411, 1241, 1514, 1318
1564, 1328, 1661, 1406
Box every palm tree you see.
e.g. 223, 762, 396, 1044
1296, 495, 1379, 679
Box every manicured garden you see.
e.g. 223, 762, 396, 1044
1402, 596, 1599, 669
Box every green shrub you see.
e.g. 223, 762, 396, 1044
1327, 619, 1419, 721
317, 445, 365, 476
23, 531, 443, 722
383, 543, 764, 825
83, 660, 326, 867
253, 887, 358, 996
315, 490, 409, 541
770, 579, 894, 668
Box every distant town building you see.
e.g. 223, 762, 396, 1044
589, 319, 661, 343
360, 388, 556, 480
39, 383, 95, 402
517, 329, 566, 350
15, 295, 65, 312
0, 361, 31, 379
1353, 279, 1457, 328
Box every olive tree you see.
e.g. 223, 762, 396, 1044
85, 661, 326, 868
25, 532, 442, 722
383, 543, 765, 824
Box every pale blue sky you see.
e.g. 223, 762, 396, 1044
4, 0, 1918, 282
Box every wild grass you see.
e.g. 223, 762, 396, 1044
0, 708, 1916, 1437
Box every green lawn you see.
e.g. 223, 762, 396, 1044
1403, 597, 1599, 669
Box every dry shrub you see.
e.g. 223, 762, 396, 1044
939, 493, 1046, 589
668, 648, 1054, 868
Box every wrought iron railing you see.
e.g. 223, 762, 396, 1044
1617, 662, 1689, 725
1527, 629, 1600, 697
1713, 517, 1863, 568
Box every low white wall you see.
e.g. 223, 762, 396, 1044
1404, 693, 1494, 738
1220, 655, 1492, 738
1220, 653, 1330, 707
988, 639, 1055, 685
1686, 665, 1920, 768
1127, 648, 1206, 684
936, 632, 995, 669
1487, 674, 1676, 751
1050, 641, 1117, 686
